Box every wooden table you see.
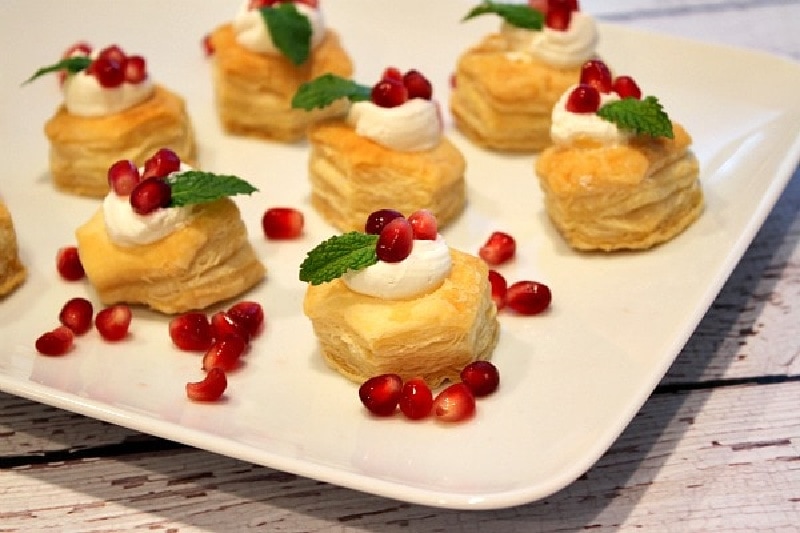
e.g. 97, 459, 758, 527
2, 1, 799, 531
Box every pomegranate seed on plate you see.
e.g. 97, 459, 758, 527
202, 335, 247, 372
129, 177, 172, 215
545, 7, 572, 30
487, 269, 508, 310
407, 209, 438, 240
123, 55, 147, 84
364, 209, 403, 235
376, 217, 414, 263
612, 75, 642, 99
478, 231, 516, 266
565, 84, 600, 113
371, 78, 408, 108
403, 69, 433, 100
35, 326, 74, 356
186, 368, 228, 402
107, 159, 141, 196
169, 312, 214, 351
95, 304, 132, 341
262, 207, 304, 240
398, 377, 433, 420
142, 148, 181, 180
460, 361, 500, 397
210, 311, 251, 343
580, 59, 613, 93
506, 280, 552, 316
59, 297, 94, 335
359, 373, 402, 416
56, 246, 85, 281
227, 301, 265, 338
433, 382, 476, 423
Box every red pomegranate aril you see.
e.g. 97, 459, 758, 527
545, 7, 572, 30
96, 45, 126, 64
92, 56, 125, 88
364, 209, 403, 235
398, 377, 434, 420
211, 311, 251, 343
376, 217, 414, 263
202, 335, 247, 372
506, 280, 552, 316
580, 59, 613, 93
407, 209, 438, 240
186, 368, 227, 402
479, 231, 516, 266
169, 312, 214, 351
141, 148, 181, 180
548, 0, 579, 12
359, 373, 403, 416
35, 326, 74, 356
612, 75, 642, 99
488, 269, 508, 310
129, 177, 172, 215
433, 382, 476, 423
227, 301, 265, 338
59, 297, 94, 335
56, 246, 85, 281
262, 207, 304, 240
403, 69, 433, 100
371, 78, 408, 108
95, 304, 132, 341
565, 83, 601, 113
460, 361, 500, 397
201, 33, 215, 56
381, 67, 404, 83
123, 55, 147, 84
107, 159, 141, 196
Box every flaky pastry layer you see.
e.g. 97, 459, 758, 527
0, 199, 26, 297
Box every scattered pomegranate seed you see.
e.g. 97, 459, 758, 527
129, 177, 172, 215
407, 209, 438, 240
186, 368, 227, 402
487, 269, 508, 310
460, 361, 500, 397
201, 33, 215, 57
123, 55, 147, 84
56, 246, 85, 281
35, 326, 75, 356
565, 84, 601, 113
364, 209, 403, 235
398, 377, 434, 420
227, 301, 265, 338
169, 312, 214, 351
478, 231, 516, 266
371, 78, 408, 108
359, 373, 402, 416
107, 159, 141, 196
403, 69, 433, 100
580, 59, 613, 93
433, 382, 476, 423
58, 297, 94, 335
210, 311, 251, 343
376, 217, 414, 263
506, 281, 552, 316
262, 207, 304, 240
202, 335, 247, 372
612, 75, 642, 99
141, 148, 181, 180
545, 7, 572, 30
95, 304, 132, 341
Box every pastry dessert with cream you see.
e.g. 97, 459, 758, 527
0, 198, 26, 297
26, 42, 197, 198
300, 209, 499, 387
208, 0, 353, 142
535, 60, 703, 251
292, 68, 466, 232
451, 0, 600, 152
75, 149, 265, 314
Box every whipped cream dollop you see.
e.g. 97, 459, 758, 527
347, 98, 442, 152
233, 1, 325, 54
550, 85, 632, 146
501, 12, 598, 68
102, 166, 194, 247
342, 235, 452, 299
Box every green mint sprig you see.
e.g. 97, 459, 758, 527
22, 56, 93, 85
299, 232, 379, 285
291, 73, 371, 111
462, 1, 544, 30
260, 2, 313, 65
596, 96, 674, 139
166, 171, 258, 207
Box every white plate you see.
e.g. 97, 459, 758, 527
1, 0, 799, 510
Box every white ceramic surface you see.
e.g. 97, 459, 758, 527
1, 0, 799, 510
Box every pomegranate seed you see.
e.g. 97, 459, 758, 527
506, 281, 552, 316
548, 0, 579, 12
58, 297, 94, 335
478, 231, 516, 266
359, 373, 402, 416
227, 301, 265, 338
186, 368, 227, 402
56, 246, 85, 281
364, 209, 403, 235
35, 326, 75, 356
129, 177, 172, 215
202, 335, 247, 372
210, 311, 251, 343
91, 56, 125, 88
371, 78, 408, 108
202, 33, 215, 56
107, 159, 141, 196
169, 312, 214, 351
407, 209, 438, 240
262, 207, 304, 240
398, 377, 433, 420
141, 148, 181, 179
403, 69, 433, 100
460, 361, 500, 397
433, 382, 476, 423
381, 67, 404, 83
488, 269, 508, 310
95, 304, 132, 341
96, 45, 126, 64
565, 84, 601, 113
580, 59, 613, 93
376, 217, 414, 263
612, 75, 642, 99
545, 7, 572, 30
123, 55, 147, 84
449, 72, 457, 89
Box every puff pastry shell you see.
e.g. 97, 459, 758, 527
303, 248, 499, 387
0, 199, 26, 297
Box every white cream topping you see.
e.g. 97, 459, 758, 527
342, 236, 452, 300
501, 12, 598, 68
550, 85, 632, 146
62, 53, 153, 117
233, 1, 325, 54
346, 98, 442, 152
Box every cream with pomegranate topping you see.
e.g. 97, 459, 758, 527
64, 64, 153, 117
346, 98, 441, 152
102, 188, 194, 247
550, 84, 630, 146
233, 0, 325, 54
501, 11, 598, 67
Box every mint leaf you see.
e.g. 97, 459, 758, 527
596, 96, 674, 139
462, 1, 544, 30
167, 171, 258, 207
299, 232, 379, 285
291, 73, 371, 110
23, 56, 92, 85
260, 3, 312, 65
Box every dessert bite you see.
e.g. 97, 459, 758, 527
300, 209, 499, 387
75, 149, 265, 314
535, 60, 703, 251
208, 0, 353, 142
450, 0, 600, 152
0, 198, 26, 297
292, 69, 466, 232
26, 42, 197, 198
